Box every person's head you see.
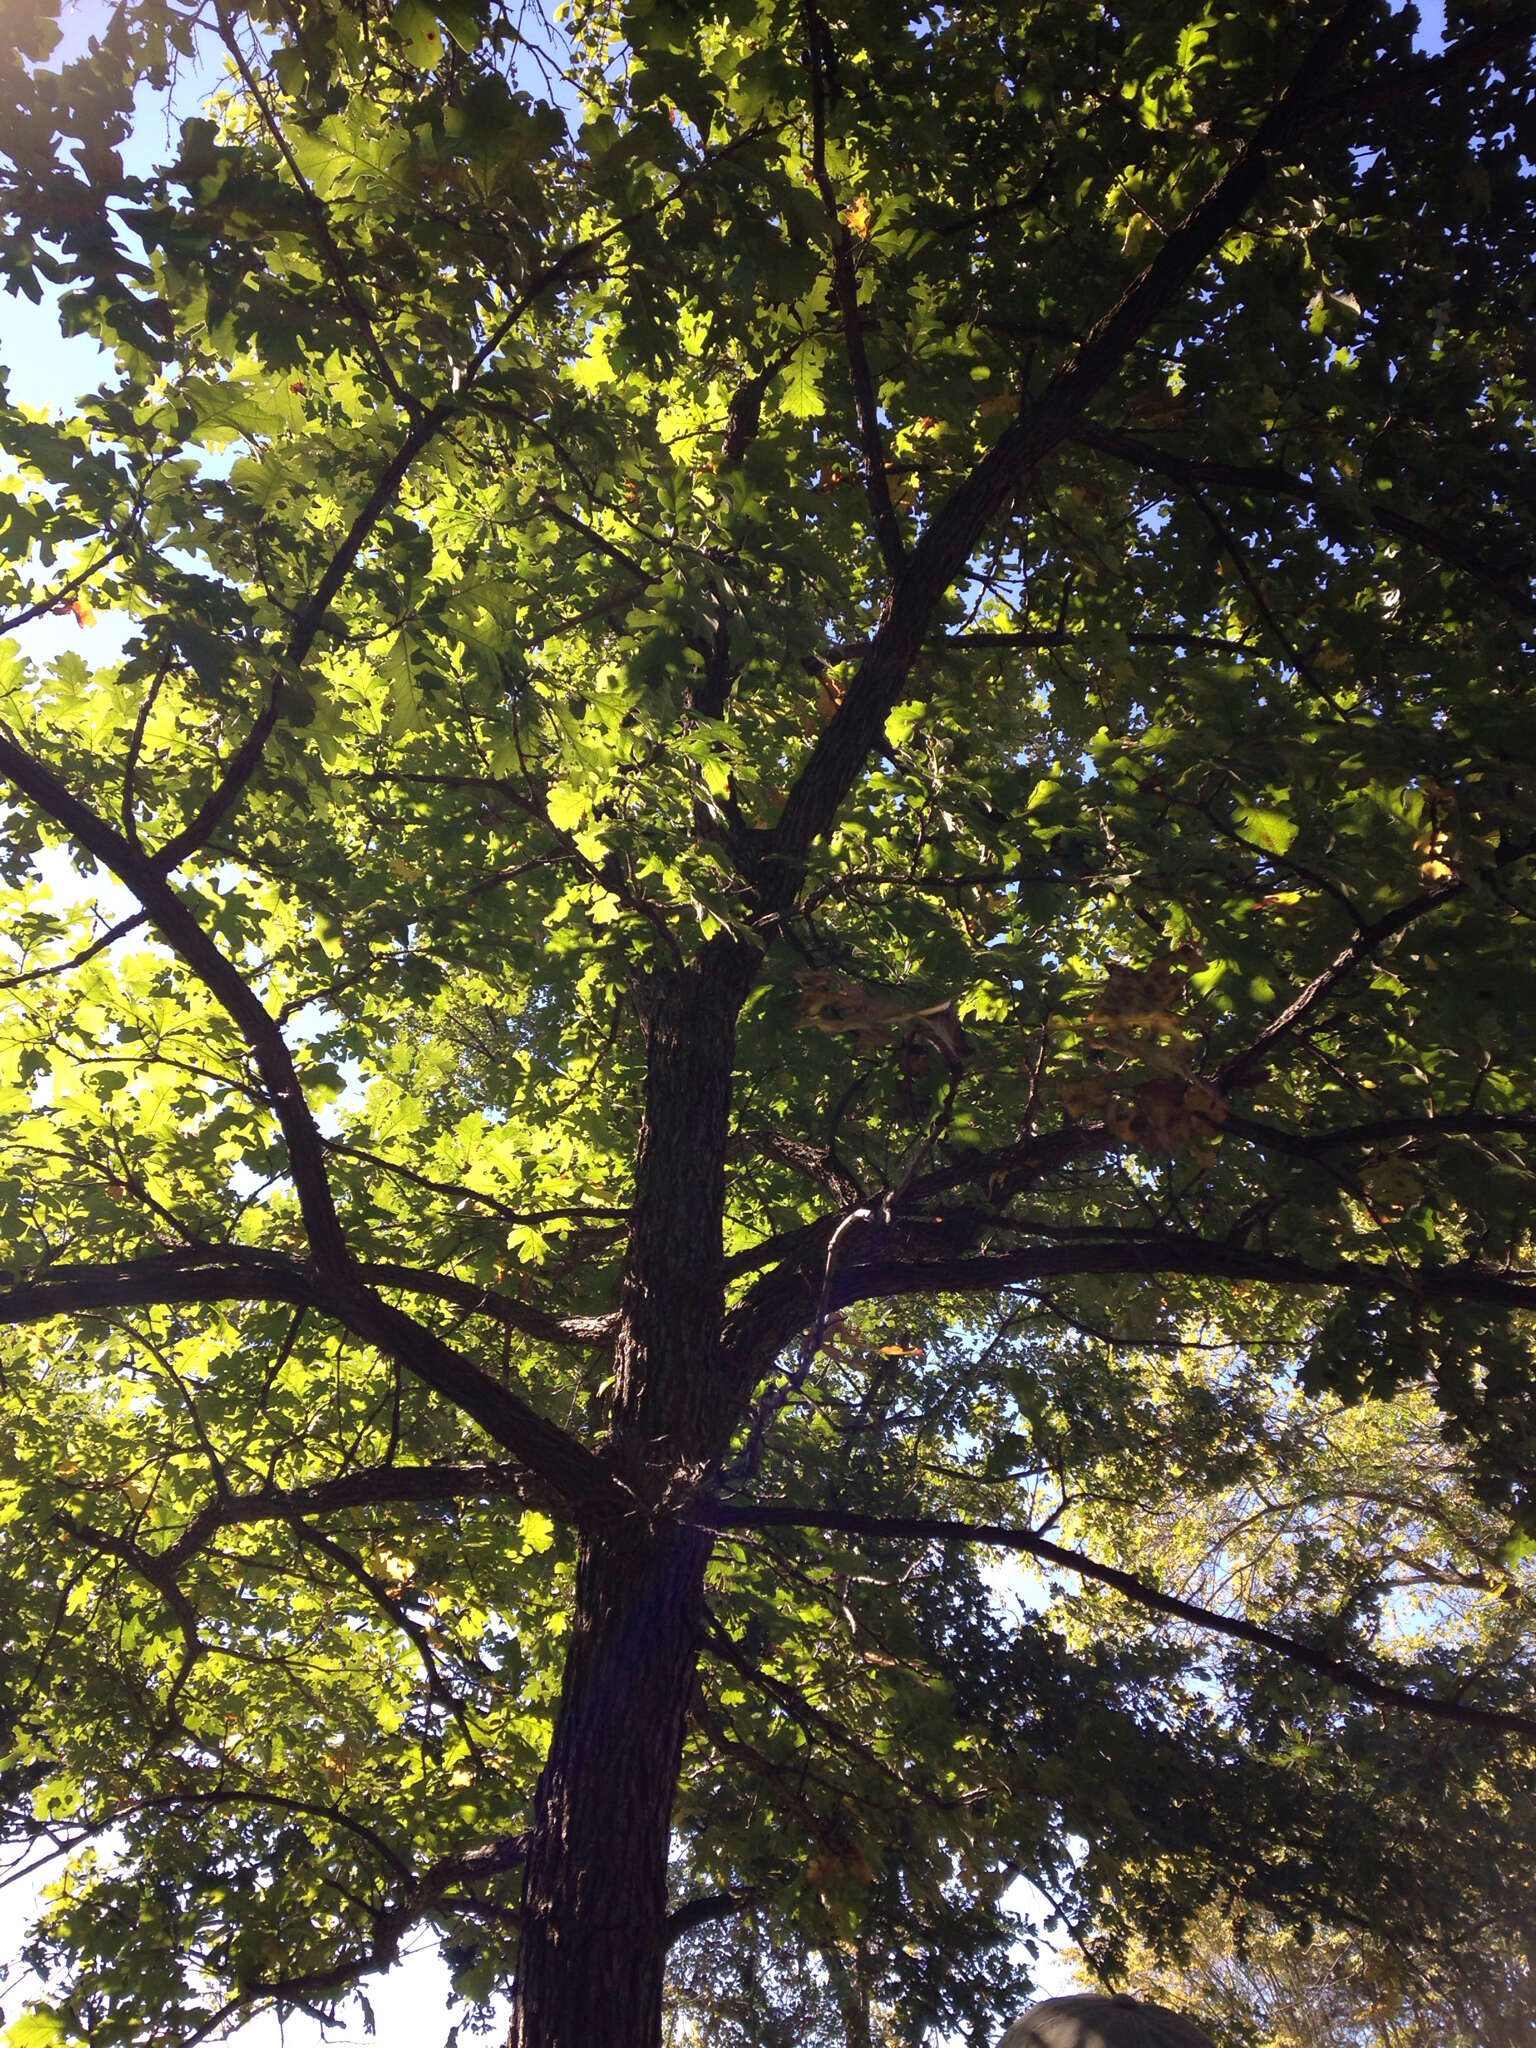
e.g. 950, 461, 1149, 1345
999, 1993, 1219, 2048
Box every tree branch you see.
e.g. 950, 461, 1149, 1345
1218, 879, 1461, 1094
665, 1889, 763, 1947
943, 628, 1259, 657
718, 1126, 1110, 1393
149, 108, 728, 879
0, 1250, 312, 1324
0, 750, 628, 1517
1223, 1108, 1536, 1161
754, 0, 1376, 912
0, 730, 352, 1266
0, 1254, 628, 1523
212, 0, 420, 417
1302, 12, 1536, 132
360, 1261, 617, 1349
697, 1501, 1536, 1740
277, 1279, 631, 1522
329, 1138, 626, 1233
1074, 424, 1536, 620
151, 386, 467, 877
182, 1829, 527, 2044
154, 1462, 537, 1573
732, 1128, 862, 1206
823, 1232, 1536, 1318
804, 6, 906, 578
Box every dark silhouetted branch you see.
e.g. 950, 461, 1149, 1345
698, 1501, 1536, 1740
1075, 424, 1536, 620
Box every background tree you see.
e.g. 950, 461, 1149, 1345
1108, 1905, 1536, 2048
1, 1, 1535, 2044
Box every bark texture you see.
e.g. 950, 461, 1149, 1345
510, 953, 752, 2046
509, 1521, 714, 2048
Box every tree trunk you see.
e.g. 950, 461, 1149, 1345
826, 1943, 875, 2048
508, 1518, 713, 2048
510, 949, 756, 2047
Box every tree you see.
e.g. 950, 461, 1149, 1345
1, 0, 1535, 2042
662, 1368, 1536, 2047
1109, 1902, 1536, 2048
1059, 1375, 1536, 2048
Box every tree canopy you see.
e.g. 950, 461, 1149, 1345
1, 1, 1535, 2043
1111, 1896, 1536, 2048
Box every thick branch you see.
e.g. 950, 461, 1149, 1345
698, 1502, 1536, 1740
0, 731, 350, 1267
719, 1126, 1108, 1392
824, 1233, 1536, 1317
732, 1128, 862, 1206
156, 1462, 536, 1573
292, 1279, 630, 1522
757, 0, 1375, 909
0, 1251, 311, 1324
0, 754, 628, 1515
1218, 880, 1461, 1094
721, 1083, 1536, 1400
1224, 1108, 1536, 1160
0, 1254, 627, 1522
665, 1890, 762, 1947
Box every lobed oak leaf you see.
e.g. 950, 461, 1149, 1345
794, 970, 968, 1060
1108, 1074, 1226, 1158
1055, 1072, 1115, 1121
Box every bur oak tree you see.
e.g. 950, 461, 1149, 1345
2, 1, 1536, 2044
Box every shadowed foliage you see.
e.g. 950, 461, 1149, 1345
1, 1, 1535, 2043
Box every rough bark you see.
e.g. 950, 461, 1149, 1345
608, 946, 757, 1474
509, 949, 754, 2046
509, 1520, 715, 2048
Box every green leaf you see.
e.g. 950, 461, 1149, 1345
546, 783, 586, 831
885, 699, 926, 747
6, 2012, 69, 2048
779, 342, 826, 420
1232, 803, 1298, 854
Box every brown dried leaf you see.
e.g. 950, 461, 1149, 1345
1084, 952, 1203, 1068
794, 970, 970, 1060
1055, 1072, 1115, 1121
1109, 1075, 1227, 1157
